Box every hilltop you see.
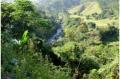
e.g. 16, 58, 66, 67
67, 0, 119, 28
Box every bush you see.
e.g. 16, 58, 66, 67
100, 26, 119, 43
87, 22, 96, 30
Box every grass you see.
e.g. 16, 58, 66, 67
68, 1, 102, 15
68, 5, 81, 14
69, 15, 118, 28
70, 15, 85, 19
68, 1, 118, 28
85, 19, 118, 28
81, 2, 102, 15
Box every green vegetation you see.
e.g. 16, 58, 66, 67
1, 0, 119, 79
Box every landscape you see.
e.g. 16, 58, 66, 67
1, 0, 119, 79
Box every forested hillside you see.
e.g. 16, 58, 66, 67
1, 0, 119, 79
34, 0, 80, 12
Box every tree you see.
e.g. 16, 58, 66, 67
1, 2, 15, 31
87, 22, 96, 30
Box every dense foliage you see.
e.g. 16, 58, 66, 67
1, 0, 119, 79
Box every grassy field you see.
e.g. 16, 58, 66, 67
68, 1, 118, 28
81, 2, 102, 15
85, 19, 118, 28
70, 15, 118, 28
68, 1, 102, 15
68, 5, 81, 14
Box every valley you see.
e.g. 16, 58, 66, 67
1, 0, 119, 79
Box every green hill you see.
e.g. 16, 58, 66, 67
81, 1, 102, 15
68, 0, 118, 28
68, 1, 102, 15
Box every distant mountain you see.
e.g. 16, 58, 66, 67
34, 0, 80, 13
